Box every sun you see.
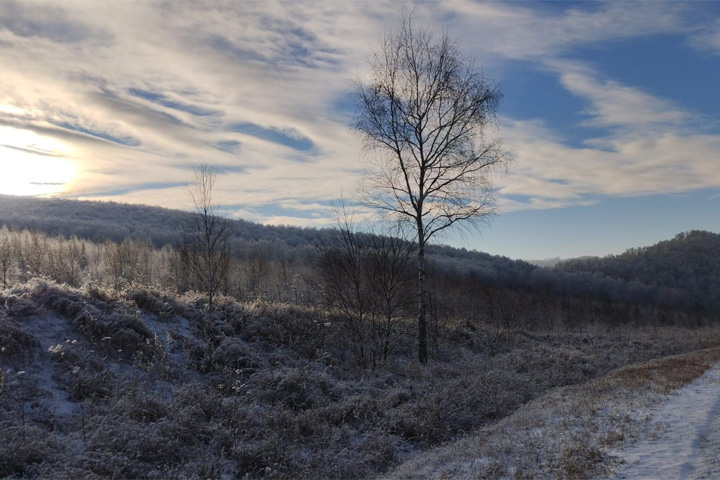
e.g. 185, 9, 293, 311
0, 126, 77, 196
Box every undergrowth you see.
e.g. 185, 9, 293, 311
1, 279, 720, 479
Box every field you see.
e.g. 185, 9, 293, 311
2, 279, 719, 478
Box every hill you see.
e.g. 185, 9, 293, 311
556, 231, 720, 311
0, 194, 318, 249
1, 195, 720, 322
0, 194, 537, 286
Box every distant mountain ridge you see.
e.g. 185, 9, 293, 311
0, 194, 317, 248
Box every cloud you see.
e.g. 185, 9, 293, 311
498, 118, 720, 213
0, 0, 719, 227
277, 200, 335, 212
209, 140, 242, 155
435, 0, 688, 61
549, 61, 691, 129
52, 120, 141, 147
128, 88, 224, 118
84, 181, 186, 198
688, 18, 720, 53
229, 122, 314, 152
0, 0, 106, 43
1, 143, 61, 157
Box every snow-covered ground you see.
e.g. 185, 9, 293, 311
386, 350, 720, 480
607, 363, 720, 479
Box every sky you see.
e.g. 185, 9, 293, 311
1, 0, 720, 261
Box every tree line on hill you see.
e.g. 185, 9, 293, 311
1, 196, 719, 357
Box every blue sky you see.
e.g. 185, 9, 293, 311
1, 0, 720, 260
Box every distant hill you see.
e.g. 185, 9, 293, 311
4, 195, 720, 313
0, 195, 536, 285
556, 231, 720, 311
527, 257, 563, 268
0, 194, 320, 249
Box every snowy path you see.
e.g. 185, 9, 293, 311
607, 363, 720, 480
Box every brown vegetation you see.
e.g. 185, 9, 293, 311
387, 346, 720, 479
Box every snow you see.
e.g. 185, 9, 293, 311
607, 363, 720, 479
18, 313, 81, 417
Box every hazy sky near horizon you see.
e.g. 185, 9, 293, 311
1, 0, 720, 260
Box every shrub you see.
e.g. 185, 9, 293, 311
211, 337, 265, 372
3, 293, 38, 318
0, 423, 65, 478
0, 317, 38, 359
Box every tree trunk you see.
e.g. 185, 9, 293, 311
417, 232, 428, 365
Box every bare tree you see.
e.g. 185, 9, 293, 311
105, 238, 152, 290
0, 226, 14, 289
354, 14, 508, 364
183, 164, 231, 333
316, 207, 413, 368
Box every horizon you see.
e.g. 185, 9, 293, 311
2, 1, 720, 260
2, 192, 717, 264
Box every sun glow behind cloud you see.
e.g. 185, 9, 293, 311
2, 0, 720, 258
0, 126, 76, 196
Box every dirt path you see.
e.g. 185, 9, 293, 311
607, 363, 720, 480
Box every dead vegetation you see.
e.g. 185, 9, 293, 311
387, 347, 720, 479
1, 279, 720, 479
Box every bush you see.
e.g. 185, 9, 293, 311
0, 423, 65, 478
0, 317, 38, 359
211, 337, 265, 372
127, 288, 176, 319
3, 293, 38, 318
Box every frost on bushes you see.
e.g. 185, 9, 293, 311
3, 293, 38, 318
211, 337, 266, 372
0, 317, 37, 359
252, 366, 341, 411
72, 308, 154, 358
37, 283, 157, 361
127, 288, 177, 319
2, 279, 720, 479
0, 424, 66, 478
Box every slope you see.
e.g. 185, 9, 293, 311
557, 231, 720, 311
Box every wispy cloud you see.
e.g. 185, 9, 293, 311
0, 0, 108, 43
1, 0, 719, 228
688, 18, 720, 53
229, 122, 314, 152
551, 61, 691, 129
438, 0, 688, 61
128, 88, 224, 118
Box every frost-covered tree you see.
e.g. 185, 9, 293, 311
0, 226, 14, 288
182, 164, 231, 327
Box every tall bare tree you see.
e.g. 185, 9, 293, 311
0, 226, 14, 289
183, 164, 231, 333
354, 14, 508, 364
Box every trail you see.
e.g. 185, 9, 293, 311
608, 363, 720, 480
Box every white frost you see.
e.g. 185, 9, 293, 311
607, 363, 720, 480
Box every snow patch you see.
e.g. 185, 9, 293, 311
607, 363, 720, 479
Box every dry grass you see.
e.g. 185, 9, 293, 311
2, 279, 720, 479
387, 346, 720, 480
615, 350, 720, 393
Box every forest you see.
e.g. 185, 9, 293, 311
1, 194, 718, 329
1, 195, 720, 478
